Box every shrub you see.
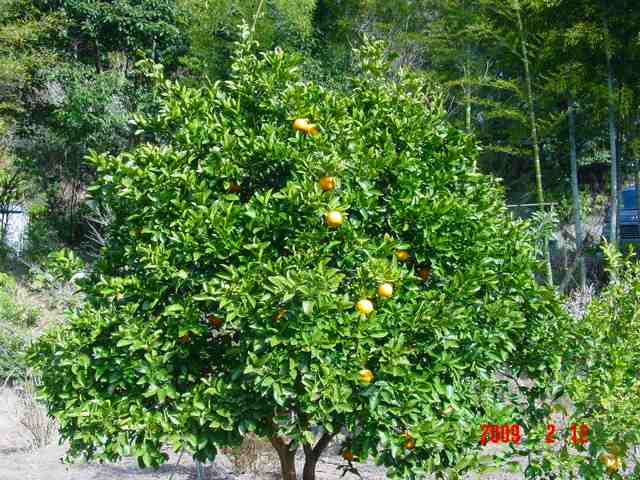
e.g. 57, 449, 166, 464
525, 244, 640, 478
29, 31, 565, 479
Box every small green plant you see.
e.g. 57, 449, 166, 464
0, 273, 39, 382
22, 205, 62, 263
30, 248, 86, 291
46, 248, 84, 282
0, 273, 39, 328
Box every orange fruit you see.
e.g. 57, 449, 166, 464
611, 457, 622, 472
355, 299, 374, 315
208, 314, 223, 329
598, 453, 622, 473
325, 210, 344, 227
342, 450, 355, 461
377, 283, 393, 299
599, 452, 621, 472
229, 182, 241, 193
418, 267, 431, 281
292, 118, 319, 135
395, 250, 410, 262
402, 432, 416, 449
358, 369, 374, 384
293, 118, 309, 131
319, 176, 336, 192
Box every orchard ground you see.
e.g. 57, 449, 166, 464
0, 385, 529, 480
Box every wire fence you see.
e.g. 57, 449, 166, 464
0, 205, 28, 255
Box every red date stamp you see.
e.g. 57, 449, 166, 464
546, 423, 589, 445
480, 423, 589, 445
480, 424, 522, 445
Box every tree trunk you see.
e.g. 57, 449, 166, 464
604, 16, 618, 247
302, 451, 319, 480
270, 436, 297, 480
94, 39, 102, 72
568, 99, 586, 289
465, 90, 472, 133
463, 61, 472, 133
515, 0, 553, 285
251, 0, 266, 37
634, 160, 639, 209
301, 432, 335, 480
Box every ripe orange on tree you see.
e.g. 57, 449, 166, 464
292, 118, 319, 135
599, 452, 622, 472
319, 176, 336, 191
395, 250, 410, 262
356, 299, 374, 315
402, 432, 416, 449
358, 369, 374, 384
417, 266, 431, 281
342, 450, 355, 462
377, 283, 393, 299
208, 314, 223, 329
325, 210, 344, 227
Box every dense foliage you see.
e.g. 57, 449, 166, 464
26, 34, 558, 477
1, 1, 640, 479
27, 35, 568, 479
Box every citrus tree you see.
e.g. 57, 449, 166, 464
28, 30, 566, 479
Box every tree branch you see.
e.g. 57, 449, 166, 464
312, 431, 336, 458
558, 233, 594, 293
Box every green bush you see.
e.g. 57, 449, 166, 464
526, 244, 640, 478
29, 33, 565, 479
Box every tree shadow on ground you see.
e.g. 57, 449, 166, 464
79, 461, 196, 479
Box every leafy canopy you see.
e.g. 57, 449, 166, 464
32, 0, 188, 64
29, 32, 564, 478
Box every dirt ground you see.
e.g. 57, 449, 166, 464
0, 387, 523, 480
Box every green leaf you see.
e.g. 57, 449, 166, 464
302, 301, 313, 315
